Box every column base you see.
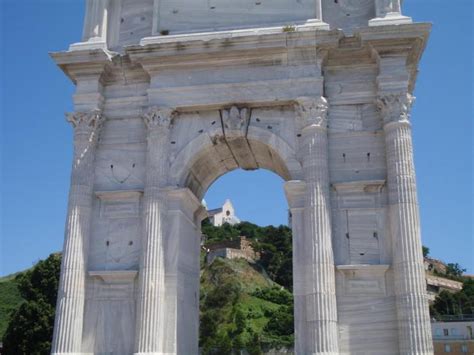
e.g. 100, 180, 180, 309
69, 38, 107, 52
369, 13, 412, 27
303, 18, 330, 31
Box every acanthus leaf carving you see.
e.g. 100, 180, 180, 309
295, 96, 328, 131
142, 106, 175, 131
66, 109, 104, 132
65, 110, 104, 181
376, 93, 415, 124
66, 110, 104, 161
221, 105, 250, 131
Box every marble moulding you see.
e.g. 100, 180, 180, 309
50, 0, 433, 354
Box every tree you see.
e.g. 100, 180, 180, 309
246, 331, 263, 355
431, 279, 474, 318
445, 263, 466, 278
422, 246, 430, 258
2, 253, 61, 355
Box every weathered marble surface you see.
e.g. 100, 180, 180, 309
51, 1, 432, 354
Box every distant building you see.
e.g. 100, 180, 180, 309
423, 257, 463, 303
432, 319, 474, 354
425, 257, 449, 274
207, 199, 240, 227
426, 274, 463, 303
205, 236, 259, 265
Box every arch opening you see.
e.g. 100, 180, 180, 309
171, 131, 301, 200
199, 169, 295, 353
168, 117, 303, 353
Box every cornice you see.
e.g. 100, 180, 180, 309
356, 23, 432, 93
122, 23, 430, 78
125, 28, 342, 70
49, 48, 117, 84
356, 23, 431, 43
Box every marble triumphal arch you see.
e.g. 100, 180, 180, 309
51, 0, 433, 354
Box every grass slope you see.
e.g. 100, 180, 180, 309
200, 257, 293, 353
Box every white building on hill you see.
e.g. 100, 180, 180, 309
207, 199, 240, 226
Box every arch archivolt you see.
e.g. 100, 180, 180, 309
168, 104, 303, 199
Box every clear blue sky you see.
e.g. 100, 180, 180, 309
0, 0, 472, 276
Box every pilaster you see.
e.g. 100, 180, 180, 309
134, 107, 175, 355
305, 0, 330, 29
284, 180, 307, 354
369, 0, 412, 26
294, 96, 339, 355
69, 0, 122, 51
164, 188, 206, 355
51, 110, 105, 355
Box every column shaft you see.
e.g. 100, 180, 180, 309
296, 97, 339, 355
134, 108, 174, 355
52, 111, 103, 355
380, 94, 433, 354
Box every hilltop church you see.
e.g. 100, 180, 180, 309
206, 199, 241, 227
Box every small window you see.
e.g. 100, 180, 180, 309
444, 329, 449, 336
435, 328, 442, 337
461, 344, 468, 353
451, 328, 457, 336
226, 210, 230, 216
444, 344, 451, 353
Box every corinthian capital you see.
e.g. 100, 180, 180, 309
376, 93, 415, 124
295, 96, 328, 130
142, 106, 175, 131
66, 110, 104, 132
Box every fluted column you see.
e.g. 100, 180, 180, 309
52, 110, 104, 355
378, 93, 433, 354
134, 107, 175, 355
295, 97, 339, 355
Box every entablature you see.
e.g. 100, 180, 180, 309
52, 23, 429, 89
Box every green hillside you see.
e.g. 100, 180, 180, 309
0, 274, 24, 338
200, 257, 293, 354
